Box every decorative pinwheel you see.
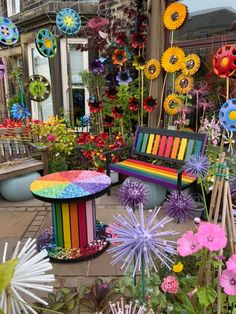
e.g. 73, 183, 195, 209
0, 16, 19, 46
56, 8, 81, 35
0, 238, 54, 314
25, 75, 51, 102
219, 98, 236, 131
35, 29, 57, 58
11, 103, 31, 120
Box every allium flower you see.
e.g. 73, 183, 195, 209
226, 254, 236, 273
161, 276, 179, 294
116, 70, 132, 85
118, 178, 149, 207
129, 97, 139, 111
47, 133, 57, 142
108, 204, 178, 276
185, 155, 210, 178
195, 222, 227, 251
230, 175, 236, 199
177, 230, 202, 256
90, 59, 105, 73
220, 270, 236, 295
0, 238, 54, 313
162, 191, 195, 223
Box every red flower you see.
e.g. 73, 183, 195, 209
97, 167, 105, 173
116, 32, 128, 46
112, 155, 120, 164
128, 97, 139, 111
83, 150, 93, 160
105, 86, 118, 100
103, 114, 114, 127
47, 134, 57, 142
112, 106, 124, 119
131, 33, 146, 49
143, 96, 158, 113
88, 100, 103, 113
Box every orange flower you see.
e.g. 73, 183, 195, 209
112, 49, 127, 66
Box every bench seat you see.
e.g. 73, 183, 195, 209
109, 158, 196, 190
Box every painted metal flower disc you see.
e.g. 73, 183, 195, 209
35, 29, 57, 58
56, 8, 81, 35
213, 45, 236, 78
0, 16, 19, 46
219, 98, 236, 131
25, 75, 51, 102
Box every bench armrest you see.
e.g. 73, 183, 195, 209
28, 143, 48, 152
29, 143, 49, 175
177, 166, 185, 193
103, 145, 132, 177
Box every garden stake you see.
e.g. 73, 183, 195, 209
220, 77, 229, 152
141, 254, 145, 305
6, 286, 11, 314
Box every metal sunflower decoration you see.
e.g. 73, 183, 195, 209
35, 29, 57, 58
144, 59, 161, 80
161, 47, 185, 73
25, 75, 51, 102
56, 8, 81, 35
175, 74, 194, 94
0, 16, 19, 46
163, 2, 188, 30
164, 94, 183, 115
181, 54, 201, 76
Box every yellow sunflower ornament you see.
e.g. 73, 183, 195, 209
161, 47, 185, 73
144, 59, 161, 80
181, 54, 201, 76
175, 74, 194, 94
164, 94, 183, 115
163, 2, 188, 30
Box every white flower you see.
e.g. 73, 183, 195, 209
0, 238, 54, 314
223, 130, 235, 156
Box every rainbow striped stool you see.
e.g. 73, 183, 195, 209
30, 170, 111, 261
106, 126, 208, 192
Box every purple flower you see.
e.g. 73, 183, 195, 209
116, 70, 132, 85
108, 204, 177, 276
90, 59, 105, 73
37, 226, 55, 250
163, 191, 195, 223
118, 178, 149, 207
185, 155, 210, 178
230, 175, 236, 199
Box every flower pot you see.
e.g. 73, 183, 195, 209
110, 170, 119, 184
194, 202, 205, 218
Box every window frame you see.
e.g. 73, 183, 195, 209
6, 0, 20, 16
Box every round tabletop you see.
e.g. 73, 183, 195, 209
30, 170, 111, 203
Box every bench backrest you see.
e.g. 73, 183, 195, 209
132, 126, 207, 164
0, 138, 31, 162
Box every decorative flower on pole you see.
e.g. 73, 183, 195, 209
164, 94, 183, 115
118, 178, 149, 207
0, 238, 54, 314
185, 155, 210, 178
163, 2, 188, 30
161, 47, 185, 73
108, 204, 177, 277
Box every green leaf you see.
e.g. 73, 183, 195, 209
0, 309, 3, 314
197, 287, 217, 307
0, 258, 18, 295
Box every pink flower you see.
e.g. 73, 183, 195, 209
47, 134, 57, 142
161, 276, 179, 294
227, 255, 236, 273
220, 270, 236, 295
177, 231, 202, 257
195, 222, 227, 251
32, 119, 41, 124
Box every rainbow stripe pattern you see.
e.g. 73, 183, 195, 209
30, 170, 111, 201
30, 170, 111, 250
51, 200, 95, 249
110, 159, 196, 190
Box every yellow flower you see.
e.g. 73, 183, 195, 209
133, 55, 146, 70
161, 47, 185, 73
175, 74, 194, 94
172, 261, 184, 273
163, 2, 188, 30
164, 94, 183, 115
181, 54, 201, 76
144, 59, 161, 80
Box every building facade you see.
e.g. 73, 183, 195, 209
0, 0, 98, 123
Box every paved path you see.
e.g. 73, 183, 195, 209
0, 186, 195, 291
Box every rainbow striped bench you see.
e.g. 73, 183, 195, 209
106, 126, 207, 192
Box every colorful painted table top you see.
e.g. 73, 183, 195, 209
30, 170, 111, 203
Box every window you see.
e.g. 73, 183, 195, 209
28, 44, 53, 121
7, 0, 20, 16
60, 38, 89, 125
